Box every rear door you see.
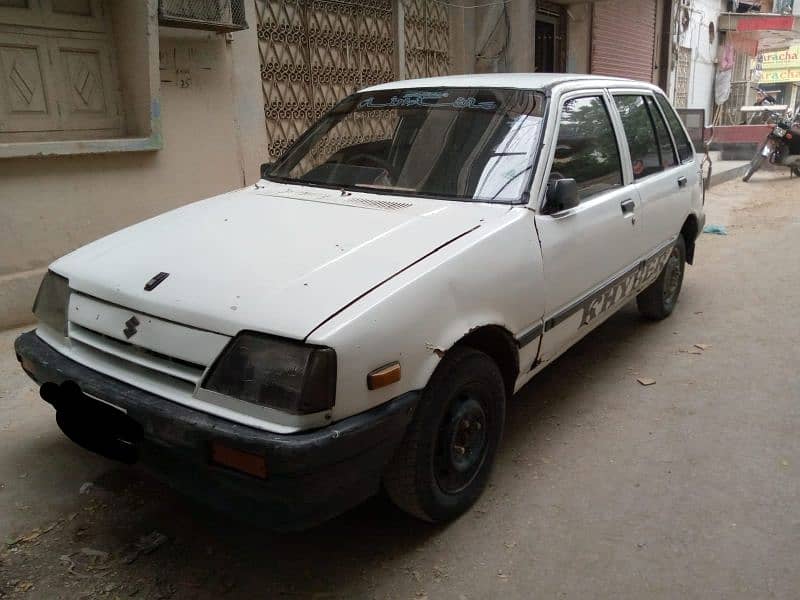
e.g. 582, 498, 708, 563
654, 91, 702, 217
534, 90, 646, 362
610, 91, 695, 253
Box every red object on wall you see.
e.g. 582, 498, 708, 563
591, 0, 658, 83
729, 31, 760, 56
737, 16, 795, 31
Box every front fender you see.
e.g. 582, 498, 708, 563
308, 208, 545, 423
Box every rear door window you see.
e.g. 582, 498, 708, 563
550, 95, 623, 200
613, 95, 664, 180
655, 93, 694, 162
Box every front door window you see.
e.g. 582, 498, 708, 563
550, 95, 623, 201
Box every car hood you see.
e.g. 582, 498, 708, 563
53, 182, 510, 339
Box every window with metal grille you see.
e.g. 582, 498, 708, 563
159, 0, 247, 32
674, 47, 691, 108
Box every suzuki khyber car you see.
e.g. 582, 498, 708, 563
16, 74, 704, 530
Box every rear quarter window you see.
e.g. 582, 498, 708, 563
655, 94, 694, 163
645, 96, 678, 169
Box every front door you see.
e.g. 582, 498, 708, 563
535, 92, 646, 363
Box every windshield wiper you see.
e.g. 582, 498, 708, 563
485, 165, 533, 202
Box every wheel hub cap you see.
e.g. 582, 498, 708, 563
435, 394, 488, 494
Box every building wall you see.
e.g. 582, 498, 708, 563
566, 3, 591, 74
0, 2, 267, 329
668, 0, 725, 116
465, 0, 590, 74
468, 0, 537, 74
0, 0, 605, 330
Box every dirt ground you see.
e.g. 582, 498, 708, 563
1, 170, 798, 600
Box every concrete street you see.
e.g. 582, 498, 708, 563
1, 170, 798, 599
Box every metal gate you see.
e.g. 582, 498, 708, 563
255, 0, 450, 161
591, 0, 658, 83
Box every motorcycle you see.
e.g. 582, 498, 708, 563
745, 86, 776, 125
742, 106, 800, 182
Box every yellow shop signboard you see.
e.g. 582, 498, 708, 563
761, 46, 800, 69
760, 68, 800, 83
759, 45, 800, 83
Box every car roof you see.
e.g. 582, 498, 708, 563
361, 73, 660, 93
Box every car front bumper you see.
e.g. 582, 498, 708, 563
14, 330, 418, 530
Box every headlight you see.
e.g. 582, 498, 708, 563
33, 271, 69, 336
774, 126, 787, 137
202, 332, 336, 415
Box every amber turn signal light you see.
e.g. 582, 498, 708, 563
367, 362, 401, 390
211, 441, 268, 479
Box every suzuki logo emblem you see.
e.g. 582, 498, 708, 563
123, 316, 140, 339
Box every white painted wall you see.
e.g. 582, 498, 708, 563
669, 0, 726, 118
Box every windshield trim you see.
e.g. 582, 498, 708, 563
265, 173, 522, 205
264, 87, 547, 206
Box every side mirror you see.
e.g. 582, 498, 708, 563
260, 162, 273, 179
545, 178, 579, 213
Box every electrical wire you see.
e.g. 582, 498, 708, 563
476, 3, 510, 61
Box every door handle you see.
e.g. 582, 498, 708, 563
620, 198, 635, 215
677, 176, 688, 188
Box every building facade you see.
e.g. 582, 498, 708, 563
0, 0, 674, 329
664, 0, 726, 115
755, 43, 800, 107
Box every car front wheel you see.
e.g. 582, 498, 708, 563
383, 346, 506, 522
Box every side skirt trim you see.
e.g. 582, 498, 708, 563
543, 236, 678, 334
515, 322, 543, 348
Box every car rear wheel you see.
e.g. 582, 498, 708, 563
383, 346, 505, 522
637, 235, 686, 321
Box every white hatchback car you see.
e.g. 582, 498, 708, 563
16, 74, 704, 529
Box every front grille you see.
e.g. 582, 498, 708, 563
64, 292, 230, 399
54, 293, 308, 433
69, 324, 206, 386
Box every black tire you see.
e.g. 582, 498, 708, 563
637, 235, 686, 321
743, 151, 766, 182
383, 346, 506, 522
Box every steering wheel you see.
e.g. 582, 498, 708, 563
347, 153, 393, 174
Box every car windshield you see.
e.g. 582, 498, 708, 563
267, 87, 546, 204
